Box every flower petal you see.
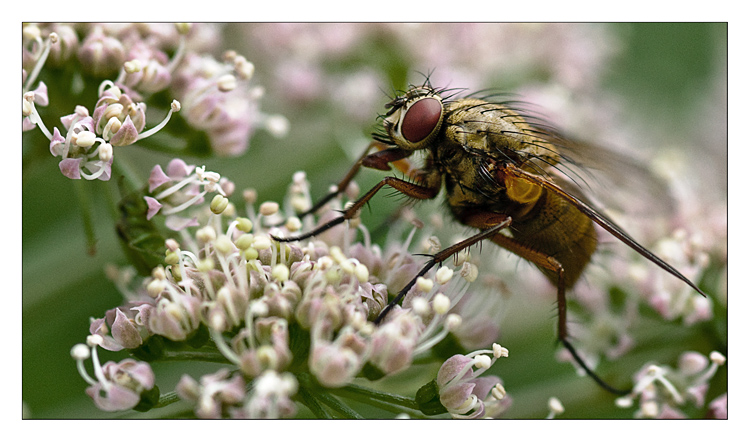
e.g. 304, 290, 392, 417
111, 308, 143, 349
86, 383, 140, 411
471, 375, 501, 400
49, 127, 66, 157
109, 115, 139, 146
440, 383, 475, 411
59, 158, 82, 179
166, 158, 195, 177
148, 164, 170, 192
436, 354, 473, 387
144, 196, 162, 220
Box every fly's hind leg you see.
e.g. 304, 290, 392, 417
462, 211, 632, 395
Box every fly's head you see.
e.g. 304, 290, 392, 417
382, 86, 444, 151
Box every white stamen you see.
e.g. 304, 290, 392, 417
546, 397, 564, 418
138, 100, 181, 140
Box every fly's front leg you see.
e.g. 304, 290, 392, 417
273, 175, 441, 243
294, 142, 379, 219
296, 142, 414, 219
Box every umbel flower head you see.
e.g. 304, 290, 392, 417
615, 350, 727, 419
72, 161, 511, 418
22, 22, 722, 420
69, 153, 727, 419
22, 23, 288, 182
434, 344, 511, 419
71, 336, 158, 412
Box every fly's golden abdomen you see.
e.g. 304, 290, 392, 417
510, 188, 597, 287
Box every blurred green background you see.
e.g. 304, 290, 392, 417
22, 23, 727, 419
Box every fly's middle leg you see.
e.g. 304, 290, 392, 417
461, 210, 632, 395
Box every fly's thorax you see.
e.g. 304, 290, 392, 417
443, 98, 560, 168
437, 148, 532, 224
440, 151, 500, 211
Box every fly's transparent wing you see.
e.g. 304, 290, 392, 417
544, 132, 676, 218
472, 92, 676, 218
462, 91, 678, 245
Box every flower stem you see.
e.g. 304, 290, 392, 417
314, 391, 364, 419
160, 349, 233, 363
153, 390, 181, 409
295, 372, 365, 418
73, 179, 97, 255
296, 385, 333, 419
333, 389, 423, 417
110, 153, 144, 195
334, 383, 420, 410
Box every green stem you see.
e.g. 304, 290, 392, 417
111, 151, 144, 193
72, 179, 97, 255
314, 391, 364, 419
331, 385, 422, 418
335, 391, 422, 417
153, 390, 181, 409
296, 385, 333, 419
295, 372, 364, 418
159, 349, 233, 363
334, 383, 420, 410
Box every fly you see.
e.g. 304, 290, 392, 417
272, 78, 707, 395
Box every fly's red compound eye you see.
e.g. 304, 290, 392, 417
401, 97, 442, 143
